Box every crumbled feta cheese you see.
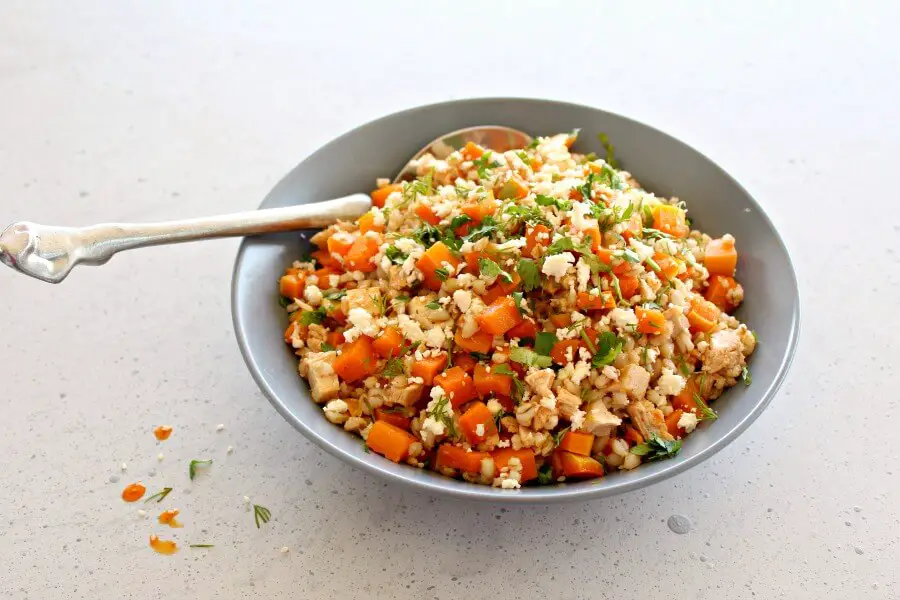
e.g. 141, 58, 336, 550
655, 368, 686, 396
602, 365, 619, 380
628, 238, 655, 262
395, 237, 423, 254
371, 208, 386, 227
347, 307, 379, 338
678, 411, 699, 433
496, 439, 511, 448
541, 253, 574, 279
408, 376, 425, 385
475, 423, 485, 437
486, 398, 503, 415
539, 395, 557, 410
576, 257, 591, 292
501, 477, 521, 489
453, 289, 472, 313
324, 399, 348, 413
495, 237, 527, 251
569, 201, 599, 232
570, 409, 586, 430
421, 417, 445, 437
424, 326, 446, 349
609, 307, 638, 329
328, 275, 340, 288
430, 385, 447, 402
216, 423, 225, 431
397, 314, 425, 342
570, 360, 591, 386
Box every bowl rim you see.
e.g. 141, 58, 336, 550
231, 97, 801, 503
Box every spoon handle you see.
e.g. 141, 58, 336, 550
0, 193, 371, 284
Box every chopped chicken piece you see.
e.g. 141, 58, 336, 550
626, 400, 673, 441
299, 351, 340, 403
555, 388, 582, 420
582, 400, 622, 436
704, 329, 744, 373
618, 364, 651, 400
341, 287, 382, 315
525, 368, 555, 398
305, 323, 327, 352
408, 295, 451, 328
386, 380, 424, 407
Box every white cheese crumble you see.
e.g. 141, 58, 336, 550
541, 253, 574, 279
453, 289, 472, 313
347, 307, 379, 338
424, 326, 446, 349
324, 399, 348, 413
397, 314, 425, 342
655, 368, 686, 396
575, 257, 591, 292
678, 411, 699, 433
475, 423, 485, 437
609, 307, 638, 329
569, 201, 599, 232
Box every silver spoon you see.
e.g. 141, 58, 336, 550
0, 126, 532, 283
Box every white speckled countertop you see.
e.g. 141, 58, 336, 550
2, 2, 898, 598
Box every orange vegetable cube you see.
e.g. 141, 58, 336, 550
415, 241, 459, 290
556, 451, 604, 479
473, 363, 512, 399
332, 336, 377, 383
505, 319, 538, 340
582, 225, 603, 253
311, 249, 341, 270
617, 275, 640, 300
414, 203, 440, 225
326, 233, 355, 257
434, 366, 477, 407
665, 409, 685, 438
704, 237, 738, 276
373, 326, 404, 358
410, 353, 448, 386
358, 211, 384, 234
686, 298, 720, 333
476, 297, 523, 336
497, 176, 529, 200
524, 224, 551, 257
557, 431, 595, 456
435, 444, 488, 473
375, 406, 411, 431
454, 330, 493, 354
652, 204, 689, 237
461, 141, 485, 160
705, 274, 737, 311
459, 401, 498, 445
370, 183, 402, 209
549, 313, 572, 328
279, 273, 305, 299
624, 425, 644, 447
491, 448, 537, 482
366, 421, 416, 462
550, 339, 581, 365
672, 377, 700, 414
452, 353, 478, 374
635, 306, 665, 335
345, 235, 380, 273
576, 291, 615, 311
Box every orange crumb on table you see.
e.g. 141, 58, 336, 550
121, 482, 146, 502
153, 425, 173, 441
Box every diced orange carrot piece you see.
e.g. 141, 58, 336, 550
550, 340, 581, 365
452, 353, 477, 374
705, 237, 738, 276
461, 141, 485, 160
459, 401, 498, 445
652, 204, 689, 237
672, 378, 700, 414
558, 431, 595, 456
622, 213, 643, 241
582, 225, 603, 253
686, 298, 720, 333
434, 366, 477, 408
463, 248, 495, 274
435, 444, 488, 473
375, 406, 412, 431
705, 274, 737, 311
332, 336, 377, 383
325, 330, 345, 348
358, 211, 384, 234
576, 291, 615, 311
415, 203, 440, 225
345, 235, 380, 273
311, 249, 341, 270
549, 313, 572, 328
461, 199, 498, 224
556, 451, 604, 479
370, 183, 402, 209
635, 306, 665, 335
480, 284, 505, 306
454, 329, 493, 354
617, 275, 640, 300
491, 448, 538, 482
497, 176, 529, 200
326, 233, 355, 257
476, 297, 523, 336
653, 252, 681, 281
366, 421, 416, 462
410, 353, 448, 386
665, 409, 685, 438
415, 241, 459, 290
505, 319, 537, 340
524, 224, 551, 257
279, 273, 305, 299
473, 363, 512, 399
372, 326, 404, 358
624, 425, 644, 446
595, 246, 614, 266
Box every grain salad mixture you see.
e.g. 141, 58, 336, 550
278, 131, 755, 488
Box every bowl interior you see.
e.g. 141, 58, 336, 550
232, 98, 800, 502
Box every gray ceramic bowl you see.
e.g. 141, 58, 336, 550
232, 98, 800, 503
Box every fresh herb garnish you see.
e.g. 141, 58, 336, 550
516, 259, 541, 292
751, 330, 759, 344
410, 223, 442, 247
427, 395, 457, 438
509, 346, 553, 368
298, 308, 326, 326
591, 331, 624, 368
552, 426, 570, 447
188, 459, 212, 481
578, 173, 596, 202
462, 216, 499, 243
381, 342, 418, 377
253, 504, 272, 528
189, 544, 214, 548
642, 227, 674, 240
526, 138, 540, 150
399, 172, 434, 208
534, 332, 558, 356
534, 194, 572, 211
385, 245, 407, 264
324, 289, 346, 301
478, 257, 512, 283
620, 248, 641, 264
693, 392, 718, 421
741, 366, 752, 386
676, 355, 691, 377
492, 363, 524, 402
469, 351, 492, 361
537, 463, 554, 485
320, 342, 336, 352
610, 274, 624, 304
448, 214, 472, 232
394, 294, 410, 303
434, 267, 450, 281
278, 296, 292, 308
472, 151, 501, 179
425, 301, 441, 310
579, 329, 596, 354
597, 132, 618, 169
512, 292, 525, 314
595, 164, 624, 190
144, 487, 173, 504
630, 435, 682, 461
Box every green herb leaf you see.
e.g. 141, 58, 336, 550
425, 301, 441, 310
509, 346, 553, 368
610, 274, 624, 304
552, 426, 570, 447
320, 342, 336, 352
676, 355, 691, 377
620, 248, 641, 264
410, 224, 442, 247
537, 463, 554, 485
579, 329, 597, 354
741, 366, 752, 386
642, 227, 673, 240
144, 487, 173, 504
591, 331, 624, 368
253, 504, 271, 529
469, 351, 492, 361
434, 267, 450, 282
752, 330, 759, 344
324, 289, 346, 301
578, 173, 595, 203
597, 132, 618, 169
534, 332, 559, 355
534, 194, 572, 211
427, 395, 457, 438
188, 459, 212, 481
516, 259, 541, 292
693, 392, 718, 421
512, 292, 525, 314
546, 236, 575, 255
385, 245, 407, 264
630, 435, 681, 461
462, 216, 499, 243
595, 164, 624, 190
448, 214, 473, 232
278, 296, 292, 308
298, 308, 326, 326
189, 544, 214, 548
472, 151, 501, 179
526, 138, 540, 150
478, 257, 503, 279
620, 200, 634, 221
